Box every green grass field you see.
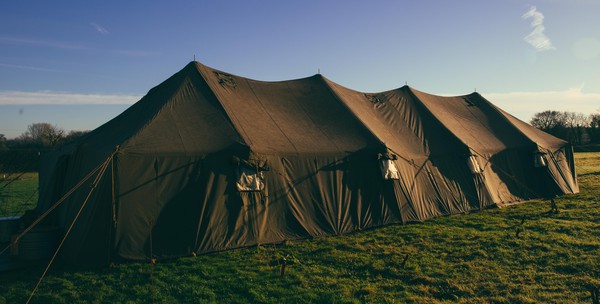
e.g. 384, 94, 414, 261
0, 172, 38, 216
1, 153, 599, 303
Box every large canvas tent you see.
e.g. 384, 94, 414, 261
35, 61, 578, 265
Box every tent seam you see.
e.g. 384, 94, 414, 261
246, 79, 299, 153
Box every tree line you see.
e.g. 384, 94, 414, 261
0, 123, 89, 172
4, 112, 598, 150
1, 111, 599, 172
0, 123, 88, 150
529, 110, 600, 145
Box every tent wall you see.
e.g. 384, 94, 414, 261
113, 151, 404, 260
36, 147, 115, 265
111, 149, 506, 261
33, 61, 579, 264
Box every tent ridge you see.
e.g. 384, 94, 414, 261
193, 62, 253, 149
319, 75, 387, 152
474, 92, 551, 150
119, 64, 196, 151
403, 86, 471, 156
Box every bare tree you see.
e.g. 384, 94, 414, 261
530, 110, 592, 144
563, 112, 590, 144
530, 110, 567, 138
590, 113, 600, 143
530, 110, 562, 131
20, 123, 65, 148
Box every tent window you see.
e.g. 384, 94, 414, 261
378, 153, 400, 180
467, 155, 483, 174
236, 167, 265, 192
233, 157, 269, 192
534, 152, 547, 168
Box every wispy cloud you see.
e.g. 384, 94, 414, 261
0, 36, 155, 58
486, 84, 600, 122
0, 63, 69, 73
522, 6, 555, 52
0, 36, 89, 50
0, 90, 141, 105
91, 22, 110, 35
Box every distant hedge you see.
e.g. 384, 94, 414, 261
0, 150, 44, 172
573, 144, 600, 152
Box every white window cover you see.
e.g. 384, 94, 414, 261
236, 167, 265, 192
380, 159, 400, 180
534, 152, 547, 168
467, 155, 483, 174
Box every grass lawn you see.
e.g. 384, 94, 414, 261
0, 153, 599, 303
0, 172, 38, 216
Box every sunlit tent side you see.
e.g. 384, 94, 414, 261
34, 61, 578, 265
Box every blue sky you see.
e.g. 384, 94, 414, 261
1, 0, 599, 138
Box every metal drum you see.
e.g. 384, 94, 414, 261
0, 216, 20, 243
0, 216, 22, 271
0, 247, 20, 272
16, 225, 60, 261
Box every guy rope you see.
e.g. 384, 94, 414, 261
0, 147, 119, 304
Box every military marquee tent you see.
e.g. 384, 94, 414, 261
35, 61, 578, 264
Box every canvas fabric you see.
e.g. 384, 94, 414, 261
36, 62, 578, 264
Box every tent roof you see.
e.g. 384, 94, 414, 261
71, 61, 567, 158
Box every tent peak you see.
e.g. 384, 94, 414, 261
402, 85, 481, 99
